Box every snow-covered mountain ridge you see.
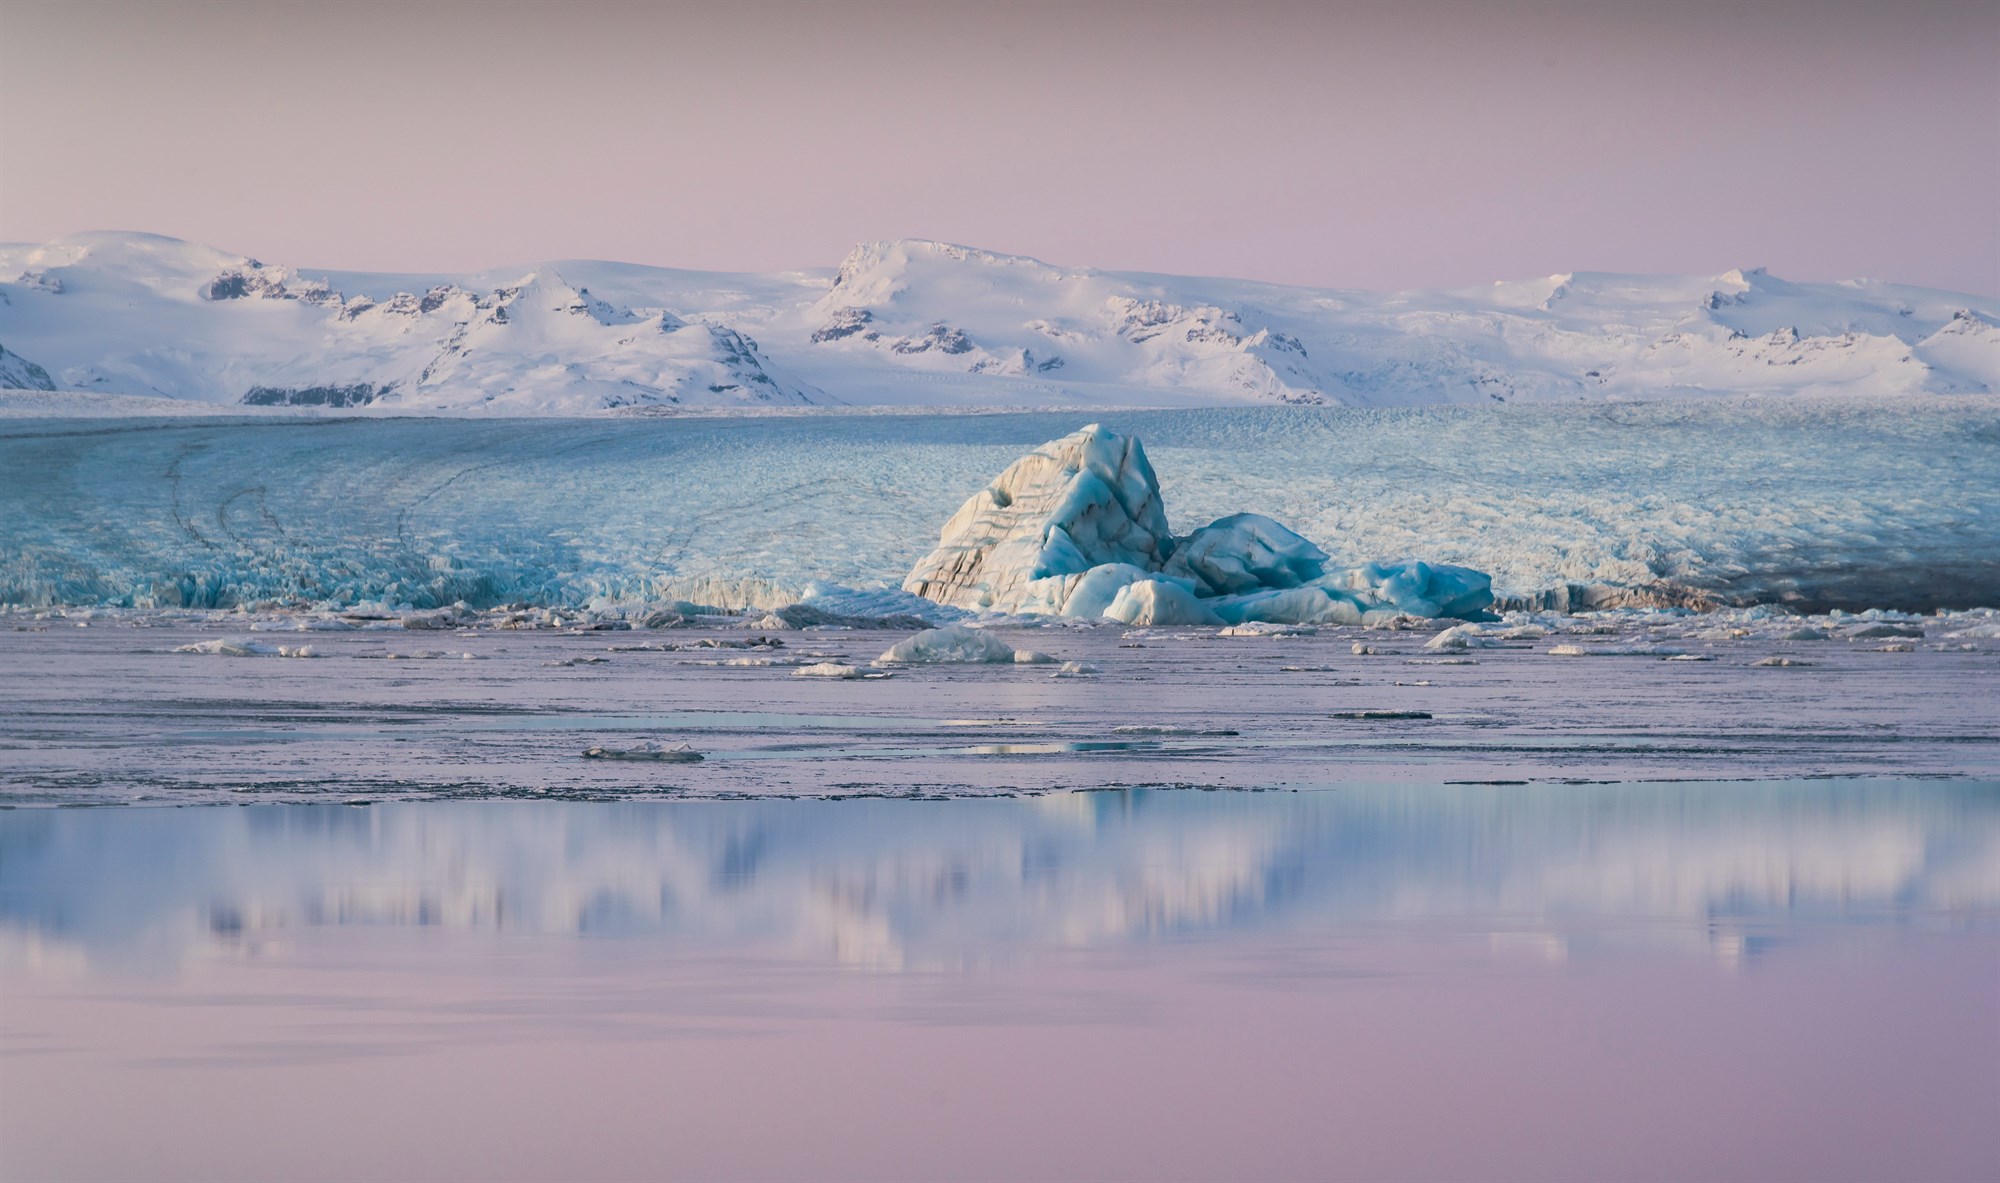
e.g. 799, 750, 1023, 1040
1, 231, 1992, 412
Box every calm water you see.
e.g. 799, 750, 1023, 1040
3, 784, 1995, 1181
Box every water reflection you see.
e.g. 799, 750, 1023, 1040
2, 781, 1994, 975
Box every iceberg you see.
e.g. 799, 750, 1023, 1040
903, 425, 1494, 624
903, 425, 1173, 613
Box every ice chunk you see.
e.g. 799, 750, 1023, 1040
1050, 660, 1099, 678
1020, 562, 1154, 618
1330, 561, 1495, 619
903, 424, 1173, 613
793, 661, 886, 679
1104, 579, 1222, 626
173, 637, 315, 657
1210, 586, 1366, 626
581, 741, 703, 763
876, 624, 1023, 664
1218, 621, 1316, 637
1162, 513, 1327, 596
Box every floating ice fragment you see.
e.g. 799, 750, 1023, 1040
1847, 624, 1924, 639
877, 624, 1028, 664
173, 637, 316, 657
1112, 724, 1239, 735
581, 741, 703, 763
1331, 709, 1433, 720
1751, 656, 1813, 667
794, 661, 891, 679
1051, 661, 1099, 678
544, 655, 608, 666
1218, 621, 1316, 637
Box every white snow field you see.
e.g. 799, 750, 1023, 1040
2, 403, 1994, 614
0, 232, 1993, 411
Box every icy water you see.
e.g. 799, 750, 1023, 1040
2, 618, 1996, 802
3, 405, 1997, 1179
3, 787, 1996, 1181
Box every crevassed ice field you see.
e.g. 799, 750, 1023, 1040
4, 400, 1997, 613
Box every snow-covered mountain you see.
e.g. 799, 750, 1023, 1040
1, 231, 1993, 412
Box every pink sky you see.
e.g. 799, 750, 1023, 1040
3, 0, 1995, 293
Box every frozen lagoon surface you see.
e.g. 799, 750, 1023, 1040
2, 403, 1997, 1181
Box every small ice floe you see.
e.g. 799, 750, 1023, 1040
367, 650, 479, 660
581, 741, 703, 763
1846, 624, 1924, 639
1112, 724, 1239, 736
173, 638, 316, 658
1280, 664, 1346, 673
1219, 622, 1315, 637
1871, 642, 1917, 653
544, 655, 608, 667
1423, 625, 1481, 651
1664, 653, 1715, 661
1751, 655, 1813, 667
1407, 657, 1477, 665
793, 661, 892, 679
1050, 660, 1099, 678
1547, 642, 1686, 657
876, 624, 1048, 666
1781, 627, 1830, 641
1331, 709, 1432, 720
1352, 643, 1387, 655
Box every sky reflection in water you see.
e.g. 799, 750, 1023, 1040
3, 783, 1996, 1183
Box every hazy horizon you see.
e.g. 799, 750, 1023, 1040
3, 0, 1996, 295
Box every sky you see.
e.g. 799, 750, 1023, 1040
2, 0, 1995, 294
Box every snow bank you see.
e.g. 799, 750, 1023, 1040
903, 425, 1494, 624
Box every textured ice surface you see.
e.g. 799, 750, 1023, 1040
1, 402, 1996, 612
904, 424, 1175, 613
903, 424, 1490, 622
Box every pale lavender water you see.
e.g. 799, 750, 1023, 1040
3, 787, 1996, 1182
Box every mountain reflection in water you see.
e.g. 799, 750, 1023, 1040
4, 780, 1993, 976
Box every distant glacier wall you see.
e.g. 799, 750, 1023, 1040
2, 402, 1995, 613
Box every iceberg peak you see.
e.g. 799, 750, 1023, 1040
903, 426, 1494, 626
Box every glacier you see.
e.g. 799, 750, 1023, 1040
0, 401, 1994, 615
0, 231, 1993, 412
902, 424, 1493, 623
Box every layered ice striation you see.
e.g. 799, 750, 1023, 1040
904, 425, 1493, 624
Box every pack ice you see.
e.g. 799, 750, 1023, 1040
904, 425, 1492, 625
